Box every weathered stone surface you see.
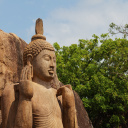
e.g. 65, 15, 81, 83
0, 30, 27, 126
0, 30, 27, 94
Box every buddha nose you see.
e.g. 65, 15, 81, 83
50, 60, 55, 68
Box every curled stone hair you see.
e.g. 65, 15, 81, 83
23, 18, 54, 65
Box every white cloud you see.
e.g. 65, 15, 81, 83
26, 0, 128, 46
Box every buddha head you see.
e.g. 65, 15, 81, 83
23, 18, 56, 82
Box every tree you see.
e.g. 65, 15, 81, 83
53, 34, 128, 128
109, 22, 128, 38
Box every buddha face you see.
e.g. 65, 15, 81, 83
32, 49, 56, 82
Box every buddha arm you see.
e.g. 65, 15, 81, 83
62, 104, 78, 128
57, 85, 78, 128
14, 80, 33, 128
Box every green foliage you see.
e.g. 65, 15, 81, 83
109, 22, 128, 38
54, 34, 128, 128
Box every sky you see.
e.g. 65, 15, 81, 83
0, 0, 128, 46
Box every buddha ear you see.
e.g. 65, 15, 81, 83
26, 54, 33, 80
27, 54, 33, 66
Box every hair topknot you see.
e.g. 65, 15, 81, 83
23, 18, 55, 65
23, 39, 54, 65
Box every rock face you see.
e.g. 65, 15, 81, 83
0, 30, 27, 95
0, 29, 92, 128
74, 91, 93, 128
0, 30, 27, 125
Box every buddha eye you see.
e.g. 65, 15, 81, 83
43, 55, 50, 61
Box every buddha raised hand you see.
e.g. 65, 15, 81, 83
1, 18, 78, 128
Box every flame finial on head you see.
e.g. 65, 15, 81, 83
31, 18, 46, 41
35, 18, 43, 35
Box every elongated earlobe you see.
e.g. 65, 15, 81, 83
31, 66, 33, 79
27, 54, 33, 66
27, 54, 33, 80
